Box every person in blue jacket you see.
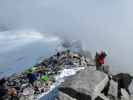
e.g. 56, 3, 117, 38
27, 73, 37, 86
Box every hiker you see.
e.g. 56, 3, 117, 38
56, 52, 60, 59
27, 72, 37, 86
112, 73, 133, 98
95, 51, 107, 70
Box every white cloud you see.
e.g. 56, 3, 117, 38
0, 0, 133, 73
0, 30, 61, 53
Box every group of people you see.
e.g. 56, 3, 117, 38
0, 50, 86, 100
0, 50, 132, 100
0, 66, 51, 100
0, 52, 63, 100
0, 50, 109, 100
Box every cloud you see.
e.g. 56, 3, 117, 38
0, 30, 61, 53
0, 0, 133, 73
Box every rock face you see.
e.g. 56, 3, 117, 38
108, 80, 118, 100
131, 95, 133, 100
112, 73, 133, 96
0, 49, 132, 100
102, 65, 110, 75
121, 89, 130, 100
57, 67, 133, 100
58, 68, 109, 100
57, 91, 76, 100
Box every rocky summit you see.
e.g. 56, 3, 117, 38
57, 69, 133, 100
57, 67, 133, 100
57, 63, 133, 100
0, 50, 94, 100
0, 50, 132, 100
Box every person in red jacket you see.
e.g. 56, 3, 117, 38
95, 51, 107, 70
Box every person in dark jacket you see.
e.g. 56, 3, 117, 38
27, 73, 37, 86
95, 51, 107, 70
56, 52, 60, 59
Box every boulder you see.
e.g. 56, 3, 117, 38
130, 95, 133, 100
87, 66, 96, 71
121, 89, 130, 100
98, 93, 110, 100
57, 91, 77, 100
59, 68, 109, 100
112, 73, 133, 96
102, 65, 110, 74
108, 79, 118, 100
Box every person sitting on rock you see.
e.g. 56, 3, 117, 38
95, 51, 107, 70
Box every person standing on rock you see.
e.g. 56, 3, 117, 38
95, 51, 107, 70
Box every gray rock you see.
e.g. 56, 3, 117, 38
112, 73, 133, 96
87, 66, 96, 71
108, 79, 118, 100
121, 89, 130, 100
59, 68, 109, 100
99, 93, 109, 100
130, 95, 133, 100
57, 92, 77, 100
102, 65, 110, 74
